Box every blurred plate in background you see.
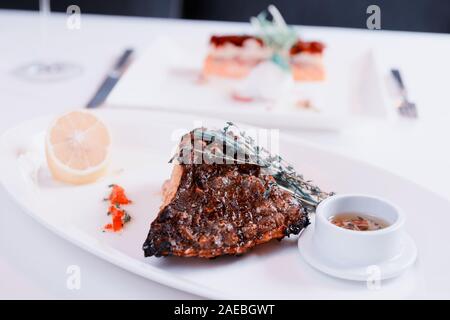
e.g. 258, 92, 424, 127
106, 37, 394, 131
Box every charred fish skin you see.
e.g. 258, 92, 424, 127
142, 162, 309, 259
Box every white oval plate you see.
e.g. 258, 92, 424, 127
1, 110, 449, 299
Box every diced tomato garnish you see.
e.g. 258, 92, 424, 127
108, 184, 132, 205
109, 205, 124, 218
112, 215, 123, 232
103, 184, 132, 232
108, 205, 124, 232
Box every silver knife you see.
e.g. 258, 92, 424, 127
86, 48, 134, 108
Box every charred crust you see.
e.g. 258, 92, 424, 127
143, 239, 173, 257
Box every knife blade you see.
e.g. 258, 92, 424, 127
86, 48, 134, 108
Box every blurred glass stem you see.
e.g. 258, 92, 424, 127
39, 0, 50, 63
13, 0, 82, 82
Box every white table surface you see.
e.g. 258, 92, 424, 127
1, 9, 450, 299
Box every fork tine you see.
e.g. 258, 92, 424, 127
399, 104, 408, 118
402, 107, 410, 118
405, 105, 413, 118
407, 103, 417, 118
399, 103, 418, 118
411, 104, 418, 118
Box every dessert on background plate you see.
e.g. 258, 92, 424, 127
204, 35, 326, 82
290, 40, 325, 81
105, 6, 392, 130
203, 35, 272, 79
202, 5, 326, 83
231, 60, 294, 104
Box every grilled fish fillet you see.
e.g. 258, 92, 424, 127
142, 131, 309, 258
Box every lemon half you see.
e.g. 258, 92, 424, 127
45, 110, 111, 185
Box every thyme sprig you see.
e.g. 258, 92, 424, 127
170, 122, 333, 213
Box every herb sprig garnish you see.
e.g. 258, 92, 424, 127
170, 122, 333, 213
250, 5, 298, 71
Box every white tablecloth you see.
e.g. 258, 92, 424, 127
1, 10, 450, 299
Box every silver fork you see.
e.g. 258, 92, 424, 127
391, 69, 418, 118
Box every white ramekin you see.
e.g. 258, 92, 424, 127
313, 194, 405, 267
